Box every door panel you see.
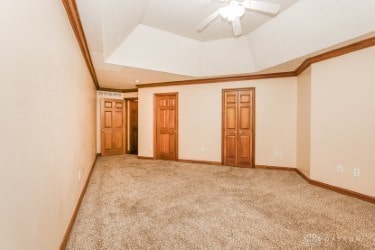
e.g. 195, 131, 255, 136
225, 136, 237, 166
114, 111, 123, 127
155, 93, 178, 160
101, 99, 126, 157
226, 94, 237, 104
223, 89, 254, 168
226, 107, 236, 129
240, 94, 250, 103
114, 132, 123, 149
239, 136, 250, 158
226, 136, 237, 157
105, 111, 112, 127
169, 135, 176, 153
169, 110, 175, 128
105, 133, 112, 150
240, 107, 250, 129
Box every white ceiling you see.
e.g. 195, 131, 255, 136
76, 0, 375, 89
142, 0, 299, 41
77, 0, 299, 88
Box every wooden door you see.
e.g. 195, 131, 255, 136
101, 99, 126, 157
155, 93, 178, 160
128, 100, 138, 154
223, 88, 254, 167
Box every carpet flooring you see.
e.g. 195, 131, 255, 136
67, 155, 375, 249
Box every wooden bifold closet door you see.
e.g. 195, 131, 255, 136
222, 88, 255, 168
154, 93, 178, 160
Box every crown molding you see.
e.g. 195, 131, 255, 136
97, 87, 138, 93
62, 0, 99, 89
294, 37, 375, 75
123, 88, 139, 93
137, 71, 295, 88
97, 87, 125, 93
135, 37, 375, 89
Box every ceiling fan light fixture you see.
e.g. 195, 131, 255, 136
197, 0, 281, 37
219, 1, 245, 21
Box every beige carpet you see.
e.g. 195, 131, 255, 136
67, 155, 375, 249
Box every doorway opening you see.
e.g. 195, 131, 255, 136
126, 98, 138, 155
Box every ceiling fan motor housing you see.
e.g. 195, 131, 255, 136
219, 1, 246, 21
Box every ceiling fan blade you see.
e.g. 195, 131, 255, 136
197, 10, 221, 32
243, 0, 280, 14
232, 17, 242, 37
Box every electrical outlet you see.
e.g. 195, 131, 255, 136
353, 168, 361, 177
336, 165, 344, 173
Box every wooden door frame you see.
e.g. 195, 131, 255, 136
153, 92, 179, 160
221, 88, 256, 168
124, 97, 138, 154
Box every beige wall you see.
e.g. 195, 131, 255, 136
138, 78, 297, 167
310, 47, 375, 196
297, 67, 311, 177
0, 1, 96, 249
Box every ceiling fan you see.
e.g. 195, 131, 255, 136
197, 0, 281, 37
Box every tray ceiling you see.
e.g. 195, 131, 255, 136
76, 0, 375, 89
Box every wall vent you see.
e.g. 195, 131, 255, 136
97, 91, 123, 99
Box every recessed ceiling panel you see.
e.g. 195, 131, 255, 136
75, 0, 375, 90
